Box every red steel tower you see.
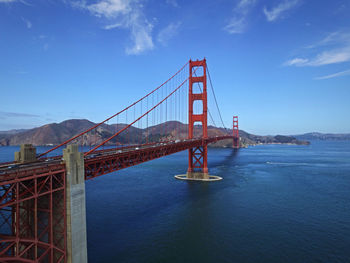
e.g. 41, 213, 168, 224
187, 59, 209, 179
233, 116, 239, 148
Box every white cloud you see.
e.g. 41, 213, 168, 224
85, 0, 131, 18
103, 22, 122, 30
224, 17, 246, 34
285, 31, 350, 67
72, 0, 154, 55
285, 48, 350, 67
236, 0, 256, 10
315, 69, 350, 80
166, 0, 178, 8
224, 0, 256, 34
0, 111, 39, 118
0, 0, 28, 4
310, 48, 350, 66
263, 0, 299, 22
307, 31, 350, 49
284, 58, 309, 66
157, 22, 181, 46
125, 11, 154, 54
22, 17, 32, 29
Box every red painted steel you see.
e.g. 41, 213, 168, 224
233, 116, 239, 148
0, 138, 234, 262
188, 59, 208, 174
0, 163, 66, 262
85, 137, 231, 180
0, 58, 239, 262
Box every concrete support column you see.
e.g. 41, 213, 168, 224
15, 144, 36, 163
63, 145, 88, 263
187, 172, 209, 180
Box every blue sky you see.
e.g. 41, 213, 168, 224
0, 0, 349, 135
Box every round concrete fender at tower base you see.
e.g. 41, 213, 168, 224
174, 174, 222, 181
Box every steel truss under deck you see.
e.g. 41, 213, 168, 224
0, 164, 66, 262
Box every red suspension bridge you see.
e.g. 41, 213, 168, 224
0, 59, 239, 262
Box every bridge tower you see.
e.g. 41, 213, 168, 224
233, 116, 239, 148
186, 59, 209, 180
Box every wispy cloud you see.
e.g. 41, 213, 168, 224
224, 18, 245, 34
72, 0, 154, 55
284, 58, 308, 66
0, 0, 29, 4
284, 31, 350, 67
103, 22, 122, 30
263, 0, 299, 22
0, 111, 39, 119
306, 31, 350, 49
285, 47, 350, 66
0, 0, 18, 3
157, 22, 181, 46
21, 17, 32, 29
15, 70, 28, 74
315, 69, 350, 80
166, 0, 178, 8
224, 0, 256, 34
83, 0, 131, 18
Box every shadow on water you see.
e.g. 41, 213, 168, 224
224, 148, 239, 162
208, 148, 241, 180
209, 147, 240, 168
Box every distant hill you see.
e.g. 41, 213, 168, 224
0, 129, 28, 135
294, 132, 350, 141
0, 119, 309, 147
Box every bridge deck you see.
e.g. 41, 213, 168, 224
0, 136, 233, 184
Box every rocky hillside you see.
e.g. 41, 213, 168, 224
0, 119, 309, 147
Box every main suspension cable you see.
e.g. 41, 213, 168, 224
206, 64, 227, 130
84, 66, 198, 156
38, 61, 189, 158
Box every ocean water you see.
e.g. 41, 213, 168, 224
1, 141, 350, 262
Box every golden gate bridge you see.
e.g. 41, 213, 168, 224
0, 59, 239, 262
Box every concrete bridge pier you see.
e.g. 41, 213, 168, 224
63, 145, 88, 263
15, 144, 37, 163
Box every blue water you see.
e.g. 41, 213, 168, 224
1, 141, 350, 262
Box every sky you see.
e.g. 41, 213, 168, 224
0, 0, 349, 135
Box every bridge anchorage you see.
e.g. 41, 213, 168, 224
0, 58, 239, 262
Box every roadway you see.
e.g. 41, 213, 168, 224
0, 136, 233, 182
